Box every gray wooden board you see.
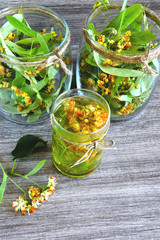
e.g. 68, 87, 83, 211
0, 0, 160, 239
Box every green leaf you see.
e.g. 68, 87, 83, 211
16, 33, 52, 46
129, 12, 143, 33
118, 95, 132, 102
37, 33, 49, 54
0, 164, 7, 203
87, 23, 100, 37
118, 0, 128, 34
12, 71, 25, 88
11, 135, 47, 160
5, 40, 39, 57
6, 15, 37, 37
48, 65, 58, 80
130, 31, 156, 45
93, 51, 143, 77
25, 160, 46, 177
86, 53, 97, 67
0, 14, 23, 39
106, 4, 143, 32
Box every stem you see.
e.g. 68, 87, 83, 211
7, 176, 26, 198
10, 159, 16, 174
12, 173, 43, 189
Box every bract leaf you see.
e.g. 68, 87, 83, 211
25, 160, 46, 177
130, 31, 156, 45
6, 15, 37, 37
37, 33, 49, 54
94, 51, 143, 77
11, 135, 47, 160
0, 164, 7, 203
106, 4, 143, 31
0, 14, 23, 39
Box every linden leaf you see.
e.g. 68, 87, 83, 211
25, 160, 46, 177
0, 164, 7, 203
12, 135, 47, 160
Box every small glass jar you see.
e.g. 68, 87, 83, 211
76, 3, 160, 121
0, 4, 72, 124
51, 89, 112, 178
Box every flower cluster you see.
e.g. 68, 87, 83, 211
116, 103, 134, 116
45, 80, 55, 94
61, 98, 108, 133
103, 58, 117, 67
11, 86, 32, 111
12, 176, 57, 215
5, 32, 17, 41
93, 0, 109, 10
96, 30, 132, 52
0, 81, 9, 88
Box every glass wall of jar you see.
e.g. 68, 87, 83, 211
0, 4, 72, 124
76, 2, 160, 120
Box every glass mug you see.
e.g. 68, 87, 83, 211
51, 89, 114, 178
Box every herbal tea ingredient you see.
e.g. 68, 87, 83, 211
52, 96, 109, 177
54, 97, 108, 133
79, 1, 159, 117
0, 12, 71, 122
0, 135, 57, 215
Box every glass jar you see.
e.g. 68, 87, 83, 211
0, 4, 72, 124
51, 89, 112, 178
76, 2, 160, 121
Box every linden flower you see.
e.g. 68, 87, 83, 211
26, 205, 34, 215
97, 34, 105, 45
12, 196, 28, 214
41, 189, 53, 202
32, 198, 42, 209
87, 78, 95, 87
97, 80, 104, 88
29, 186, 41, 199
48, 176, 57, 191
93, 1, 102, 10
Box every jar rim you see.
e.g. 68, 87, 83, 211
0, 3, 69, 60
85, 3, 160, 56
51, 88, 111, 138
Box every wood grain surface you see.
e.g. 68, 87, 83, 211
0, 0, 160, 239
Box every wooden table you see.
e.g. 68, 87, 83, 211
0, 0, 160, 239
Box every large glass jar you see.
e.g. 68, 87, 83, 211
76, 2, 160, 121
0, 4, 72, 124
51, 89, 112, 178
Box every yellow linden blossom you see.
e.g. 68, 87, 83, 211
0, 82, 9, 88
152, 43, 158, 49
51, 31, 57, 37
108, 40, 114, 45
116, 103, 134, 116
93, 1, 102, 9
97, 80, 104, 88
99, 73, 108, 83
102, 87, 111, 96
125, 31, 131, 37
117, 41, 124, 51
65, 58, 71, 65
5, 32, 17, 41
41, 29, 46, 34
87, 78, 95, 87
103, 58, 117, 67
0, 65, 5, 75
45, 80, 55, 94
81, 59, 87, 67
97, 34, 105, 45
24, 70, 36, 76
11, 86, 32, 109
